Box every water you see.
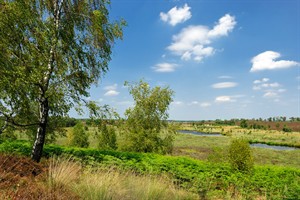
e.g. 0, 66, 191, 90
178, 130, 223, 136
250, 143, 298, 150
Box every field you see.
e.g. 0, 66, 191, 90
1, 122, 300, 199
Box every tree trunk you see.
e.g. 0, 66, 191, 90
31, 98, 49, 162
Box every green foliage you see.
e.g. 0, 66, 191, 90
98, 124, 117, 150
282, 125, 292, 132
0, 0, 125, 161
1, 140, 300, 199
121, 80, 175, 154
228, 139, 254, 173
240, 119, 248, 128
69, 123, 89, 148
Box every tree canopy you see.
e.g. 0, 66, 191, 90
0, 0, 125, 162
121, 80, 175, 154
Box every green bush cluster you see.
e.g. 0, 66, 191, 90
69, 123, 89, 148
97, 124, 117, 150
228, 139, 254, 173
0, 140, 299, 199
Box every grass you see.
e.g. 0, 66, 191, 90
1, 141, 300, 199
173, 132, 300, 168
182, 123, 300, 148
48, 156, 198, 200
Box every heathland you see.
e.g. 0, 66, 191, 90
1, 119, 299, 200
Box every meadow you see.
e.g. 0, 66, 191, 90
1, 122, 299, 199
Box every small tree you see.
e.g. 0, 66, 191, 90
69, 123, 89, 148
228, 139, 253, 173
98, 124, 117, 150
240, 119, 248, 128
121, 80, 175, 154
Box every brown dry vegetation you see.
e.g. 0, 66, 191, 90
0, 154, 79, 200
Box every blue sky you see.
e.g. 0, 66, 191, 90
72, 0, 300, 120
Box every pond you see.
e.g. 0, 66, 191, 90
178, 130, 223, 136
250, 143, 299, 150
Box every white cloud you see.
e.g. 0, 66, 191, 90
253, 78, 282, 91
253, 78, 270, 84
263, 91, 278, 98
215, 96, 235, 103
208, 14, 237, 38
250, 51, 299, 72
160, 4, 191, 26
218, 75, 232, 79
153, 63, 178, 72
104, 90, 119, 96
167, 14, 236, 62
211, 82, 238, 89
104, 84, 119, 97
200, 102, 211, 107
191, 101, 199, 105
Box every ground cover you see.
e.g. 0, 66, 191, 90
0, 141, 299, 199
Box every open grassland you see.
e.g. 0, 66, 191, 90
0, 141, 299, 200
180, 123, 300, 148
173, 133, 300, 168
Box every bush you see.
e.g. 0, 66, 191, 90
98, 124, 117, 150
69, 123, 89, 148
228, 139, 253, 173
282, 125, 292, 132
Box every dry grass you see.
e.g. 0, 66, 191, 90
48, 155, 81, 189
47, 156, 198, 200
74, 168, 198, 200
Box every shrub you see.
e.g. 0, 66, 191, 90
282, 125, 292, 132
228, 139, 253, 173
69, 123, 89, 148
98, 125, 117, 150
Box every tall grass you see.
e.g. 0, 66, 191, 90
48, 156, 198, 200
48, 155, 81, 189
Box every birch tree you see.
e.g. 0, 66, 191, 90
0, 0, 125, 162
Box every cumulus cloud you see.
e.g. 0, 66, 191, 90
253, 78, 281, 91
211, 82, 238, 89
253, 78, 269, 84
153, 62, 178, 72
250, 51, 299, 72
167, 14, 236, 62
104, 84, 119, 96
253, 78, 285, 99
208, 14, 237, 38
160, 4, 191, 26
263, 91, 278, 98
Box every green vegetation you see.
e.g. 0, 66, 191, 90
228, 139, 254, 172
0, 0, 125, 162
97, 124, 117, 150
0, 141, 299, 199
120, 80, 175, 154
174, 129, 300, 168
48, 156, 197, 200
69, 123, 89, 148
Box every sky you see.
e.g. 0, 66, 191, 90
71, 0, 300, 120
